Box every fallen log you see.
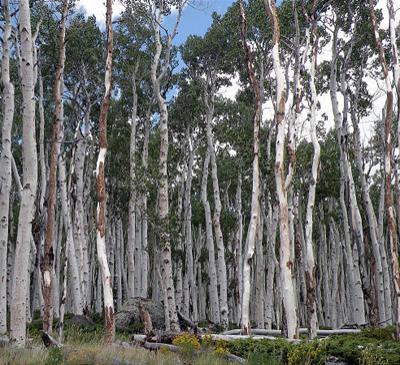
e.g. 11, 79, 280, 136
178, 311, 198, 333
208, 334, 301, 343
226, 353, 247, 364
132, 334, 147, 342
222, 328, 361, 336
143, 342, 179, 352
146, 332, 180, 344
42, 331, 61, 348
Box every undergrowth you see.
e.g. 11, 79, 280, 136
1, 323, 399, 365
224, 326, 399, 365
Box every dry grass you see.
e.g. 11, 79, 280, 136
0, 343, 239, 365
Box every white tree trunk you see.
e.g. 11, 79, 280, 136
184, 132, 198, 322
128, 72, 138, 300
239, 0, 262, 334
0, 0, 14, 335
150, 6, 181, 332
201, 151, 220, 324
58, 153, 83, 315
264, 0, 298, 339
204, 81, 229, 329
304, 19, 320, 338
10, 0, 38, 346
370, 0, 400, 338
235, 175, 243, 326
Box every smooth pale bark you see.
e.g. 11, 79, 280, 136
141, 109, 151, 298
304, 10, 320, 338
128, 71, 138, 300
235, 175, 243, 326
73, 123, 89, 306
10, 0, 38, 346
38, 60, 47, 217
330, 24, 365, 325
42, 0, 69, 333
0, 0, 14, 335
115, 220, 123, 310
96, 0, 115, 343
254, 210, 265, 328
58, 151, 83, 315
264, 205, 278, 330
204, 78, 229, 329
149, 3, 185, 332
239, 0, 262, 334
370, 0, 400, 339
264, 0, 298, 339
352, 94, 386, 324
175, 177, 185, 312
201, 152, 220, 324
184, 131, 198, 322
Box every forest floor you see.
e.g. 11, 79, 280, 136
0, 317, 399, 365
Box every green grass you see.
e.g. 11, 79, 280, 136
2, 321, 400, 365
224, 326, 400, 365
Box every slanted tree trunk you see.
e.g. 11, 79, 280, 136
0, 0, 14, 336
96, 0, 115, 343
239, 0, 262, 334
10, 0, 38, 346
370, 0, 400, 339
264, 0, 298, 339
42, 0, 69, 334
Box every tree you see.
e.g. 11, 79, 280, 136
239, 0, 262, 335
10, 0, 38, 347
0, 0, 15, 336
147, 0, 187, 332
96, 0, 115, 343
369, 0, 400, 340
42, 0, 69, 334
264, 0, 298, 339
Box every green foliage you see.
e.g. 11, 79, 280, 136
44, 347, 64, 365
221, 328, 400, 365
172, 332, 200, 358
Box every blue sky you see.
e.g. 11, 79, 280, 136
166, 1, 235, 45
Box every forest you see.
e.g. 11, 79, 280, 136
1, 0, 400, 364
